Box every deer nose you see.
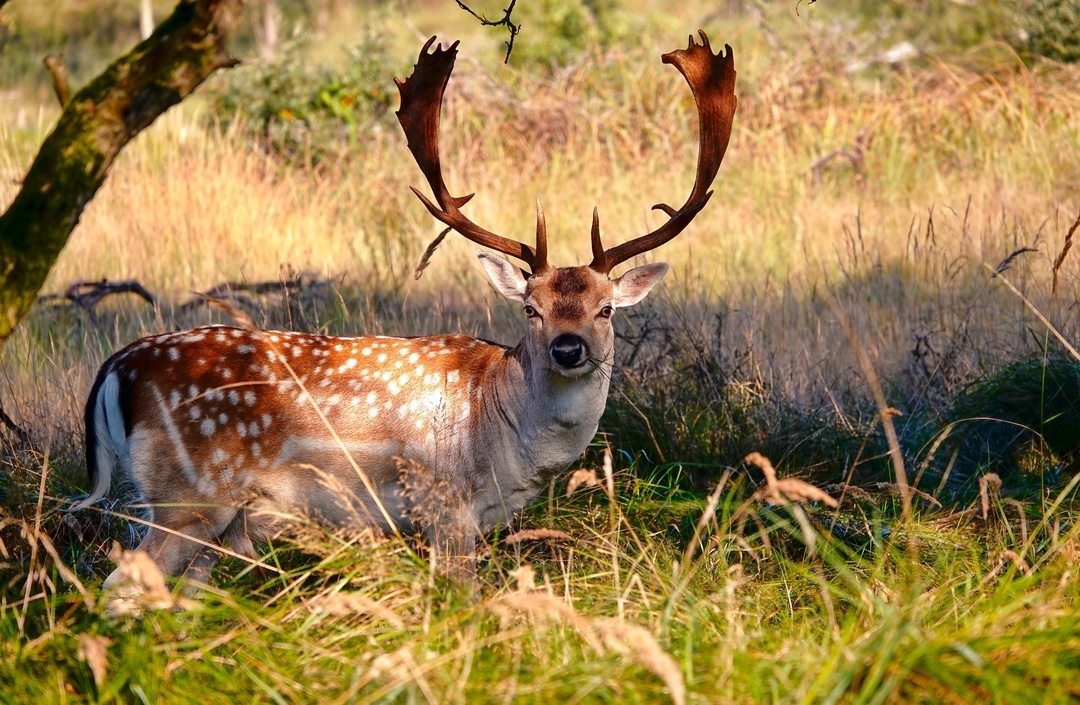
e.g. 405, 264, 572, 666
550, 334, 588, 369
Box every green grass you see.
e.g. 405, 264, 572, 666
3, 0, 1080, 701
3, 449, 1080, 702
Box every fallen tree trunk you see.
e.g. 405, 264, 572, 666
0, 0, 246, 343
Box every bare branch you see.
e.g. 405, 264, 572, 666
38, 279, 157, 325
43, 55, 71, 107
455, 0, 520, 63
0, 400, 30, 447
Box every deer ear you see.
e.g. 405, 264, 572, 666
612, 262, 669, 308
478, 251, 528, 303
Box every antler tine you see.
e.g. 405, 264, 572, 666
534, 198, 548, 273
396, 37, 543, 273
590, 207, 606, 271
591, 30, 737, 273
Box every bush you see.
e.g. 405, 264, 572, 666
508, 0, 630, 69
1023, 0, 1080, 63
208, 32, 400, 164
845, 0, 1025, 57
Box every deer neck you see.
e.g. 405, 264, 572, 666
485, 340, 610, 476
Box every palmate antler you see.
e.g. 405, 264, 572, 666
395, 31, 737, 276
590, 31, 737, 274
395, 37, 549, 274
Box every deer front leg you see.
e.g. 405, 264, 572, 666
426, 516, 478, 584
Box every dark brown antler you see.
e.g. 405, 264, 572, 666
590, 31, 737, 274
396, 37, 549, 274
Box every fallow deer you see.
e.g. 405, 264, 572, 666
76, 32, 737, 602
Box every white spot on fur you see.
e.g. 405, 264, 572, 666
244, 390, 257, 406
237, 344, 256, 355
229, 390, 240, 405
168, 347, 180, 361
447, 370, 460, 383
200, 418, 216, 436
237, 422, 247, 438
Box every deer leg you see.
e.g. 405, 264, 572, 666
426, 511, 478, 584
103, 504, 236, 614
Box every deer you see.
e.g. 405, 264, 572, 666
75, 31, 737, 607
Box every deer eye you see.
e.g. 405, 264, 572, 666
523, 305, 538, 318
598, 305, 614, 319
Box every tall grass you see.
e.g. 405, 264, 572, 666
2, 1, 1080, 701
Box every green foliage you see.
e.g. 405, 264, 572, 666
940, 357, 1080, 486
845, 0, 1025, 56
1023, 0, 1080, 63
208, 33, 400, 164
508, 0, 630, 69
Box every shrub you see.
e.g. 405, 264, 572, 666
1023, 0, 1080, 63
845, 0, 1025, 57
207, 32, 400, 164
508, 0, 630, 69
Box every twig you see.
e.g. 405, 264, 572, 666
178, 275, 319, 312
809, 128, 870, 185
0, 399, 30, 446
38, 279, 157, 325
43, 55, 71, 107
455, 0, 520, 63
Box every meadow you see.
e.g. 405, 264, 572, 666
1, 0, 1080, 701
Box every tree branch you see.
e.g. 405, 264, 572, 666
0, 0, 247, 343
43, 55, 71, 106
455, 0, 520, 63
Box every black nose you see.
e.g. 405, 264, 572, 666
550, 334, 588, 369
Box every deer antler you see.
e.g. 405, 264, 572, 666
589, 31, 737, 274
396, 37, 549, 274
